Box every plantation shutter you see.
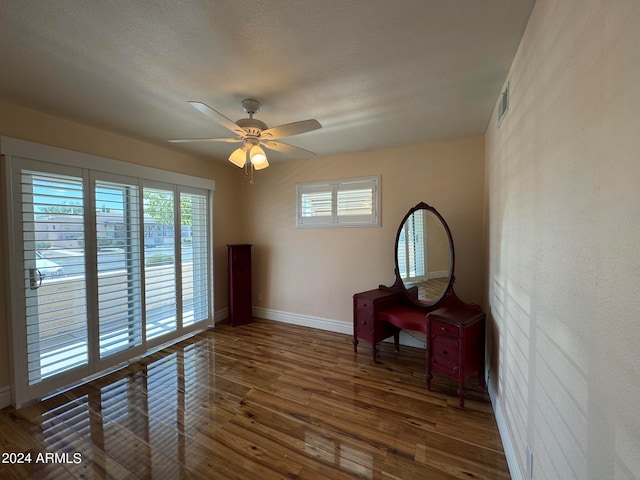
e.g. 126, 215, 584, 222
143, 186, 177, 341
19, 167, 90, 388
95, 177, 143, 360
336, 178, 377, 224
296, 176, 379, 227
297, 183, 333, 226
180, 190, 209, 326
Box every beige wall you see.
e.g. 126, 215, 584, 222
485, 1, 640, 478
0, 100, 242, 390
242, 135, 485, 325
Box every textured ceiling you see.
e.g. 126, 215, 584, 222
0, 0, 535, 164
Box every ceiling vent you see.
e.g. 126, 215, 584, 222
497, 82, 509, 126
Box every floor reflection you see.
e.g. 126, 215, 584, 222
33, 338, 212, 478
304, 431, 374, 479
34, 334, 378, 478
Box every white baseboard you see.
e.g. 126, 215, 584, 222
214, 307, 229, 324
488, 375, 523, 480
0, 385, 11, 409
252, 306, 426, 350
252, 306, 353, 335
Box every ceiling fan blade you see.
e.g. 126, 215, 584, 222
188, 101, 246, 137
261, 119, 321, 140
167, 137, 240, 144
262, 140, 316, 156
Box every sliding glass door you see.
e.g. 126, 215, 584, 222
6, 151, 212, 407
95, 175, 144, 363
143, 185, 177, 341
19, 165, 90, 394
180, 190, 209, 326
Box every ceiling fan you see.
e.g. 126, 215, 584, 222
168, 98, 322, 173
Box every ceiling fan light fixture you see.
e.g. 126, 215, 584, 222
253, 157, 269, 170
171, 98, 321, 179
250, 145, 269, 170
228, 147, 247, 168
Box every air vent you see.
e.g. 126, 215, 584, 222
497, 82, 509, 126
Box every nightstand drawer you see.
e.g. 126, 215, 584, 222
431, 319, 459, 339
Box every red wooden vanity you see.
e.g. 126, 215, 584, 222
353, 202, 485, 407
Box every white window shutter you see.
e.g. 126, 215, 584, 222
296, 176, 380, 228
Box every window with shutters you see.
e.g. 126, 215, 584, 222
2, 136, 213, 407
296, 176, 380, 227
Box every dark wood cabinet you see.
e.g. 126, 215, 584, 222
426, 306, 485, 407
352, 289, 400, 362
227, 244, 252, 326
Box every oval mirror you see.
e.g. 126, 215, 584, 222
394, 202, 455, 306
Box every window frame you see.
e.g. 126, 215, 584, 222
1, 136, 214, 407
295, 175, 381, 228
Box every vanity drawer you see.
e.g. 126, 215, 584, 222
355, 298, 373, 313
431, 335, 460, 374
430, 319, 460, 339
356, 313, 374, 338
355, 299, 374, 341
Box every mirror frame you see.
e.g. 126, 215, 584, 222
392, 202, 455, 308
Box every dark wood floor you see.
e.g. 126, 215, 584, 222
0, 318, 510, 479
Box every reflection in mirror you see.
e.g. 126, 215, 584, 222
397, 209, 452, 302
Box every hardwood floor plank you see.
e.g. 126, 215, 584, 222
0, 318, 510, 479
229, 392, 391, 470
414, 442, 510, 480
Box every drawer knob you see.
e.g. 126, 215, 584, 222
442, 350, 448, 355
441, 327, 446, 333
